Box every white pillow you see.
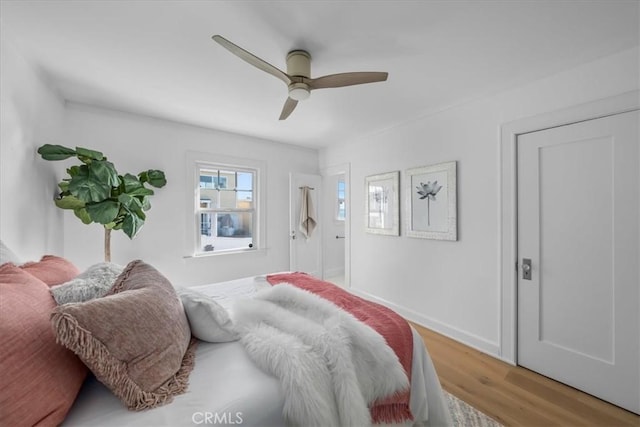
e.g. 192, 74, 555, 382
0, 240, 22, 265
50, 262, 123, 305
177, 287, 239, 343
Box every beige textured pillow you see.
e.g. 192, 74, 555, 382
51, 260, 197, 410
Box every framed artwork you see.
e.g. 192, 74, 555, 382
405, 161, 457, 240
365, 171, 399, 236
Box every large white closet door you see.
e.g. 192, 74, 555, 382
517, 110, 639, 414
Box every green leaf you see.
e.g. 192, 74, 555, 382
117, 193, 135, 208
118, 194, 145, 218
37, 144, 77, 161
55, 195, 85, 210
75, 146, 104, 161
67, 165, 81, 177
58, 181, 70, 193
141, 196, 151, 211
122, 173, 143, 193
68, 167, 111, 202
73, 207, 92, 224
122, 209, 144, 239
89, 160, 120, 187
85, 200, 120, 225
140, 170, 167, 188
128, 187, 154, 197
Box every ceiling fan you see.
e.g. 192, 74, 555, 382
212, 35, 389, 120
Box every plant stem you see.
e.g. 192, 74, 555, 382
104, 227, 111, 262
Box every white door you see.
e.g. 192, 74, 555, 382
289, 173, 322, 277
517, 110, 639, 414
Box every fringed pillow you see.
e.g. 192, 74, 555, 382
51, 260, 197, 411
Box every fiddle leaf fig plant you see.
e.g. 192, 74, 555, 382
38, 144, 167, 262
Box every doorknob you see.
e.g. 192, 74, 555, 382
522, 258, 532, 280
291, 230, 296, 240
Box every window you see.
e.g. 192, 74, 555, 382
336, 178, 346, 221
196, 164, 257, 254
199, 175, 227, 189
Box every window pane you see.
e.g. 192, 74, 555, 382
237, 190, 253, 208
200, 175, 213, 188
199, 212, 254, 252
237, 171, 253, 191
217, 191, 235, 209
337, 200, 346, 220
336, 179, 346, 220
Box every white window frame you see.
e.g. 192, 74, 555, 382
185, 151, 266, 257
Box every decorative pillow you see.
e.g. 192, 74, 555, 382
0, 240, 22, 265
50, 262, 124, 305
0, 263, 87, 427
177, 287, 239, 343
20, 255, 80, 287
51, 260, 197, 410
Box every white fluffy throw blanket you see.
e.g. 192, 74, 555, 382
231, 284, 409, 427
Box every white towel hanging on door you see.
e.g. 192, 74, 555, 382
299, 186, 317, 239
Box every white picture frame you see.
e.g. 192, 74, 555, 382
405, 161, 457, 240
365, 171, 399, 236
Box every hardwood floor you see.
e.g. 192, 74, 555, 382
411, 323, 640, 427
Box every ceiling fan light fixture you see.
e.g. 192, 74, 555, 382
288, 82, 310, 101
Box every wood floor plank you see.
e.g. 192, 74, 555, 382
410, 322, 640, 427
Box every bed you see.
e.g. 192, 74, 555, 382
0, 246, 452, 427
62, 274, 452, 426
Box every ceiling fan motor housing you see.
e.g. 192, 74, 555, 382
286, 50, 311, 77
287, 50, 311, 101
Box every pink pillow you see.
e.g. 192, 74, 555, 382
20, 255, 80, 287
0, 263, 87, 427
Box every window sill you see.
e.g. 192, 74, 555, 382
183, 248, 267, 259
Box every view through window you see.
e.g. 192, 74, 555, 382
197, 166, 256, 253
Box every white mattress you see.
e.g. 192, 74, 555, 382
63, 276, 452, 426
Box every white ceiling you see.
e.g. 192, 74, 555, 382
1, 1, 638, 149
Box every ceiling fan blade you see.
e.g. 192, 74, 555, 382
212, 35, 291, 85
307, 72, 388, 90
279, 97, 298, 120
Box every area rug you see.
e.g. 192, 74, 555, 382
445, 391, 503, 427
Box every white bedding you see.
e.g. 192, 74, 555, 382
63, 276, 452, 426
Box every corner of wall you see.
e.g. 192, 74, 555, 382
0, 37, 67, 260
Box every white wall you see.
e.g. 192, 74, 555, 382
62, 104, 318, 286
320, 47, 640, 357
0, 38, 66, 261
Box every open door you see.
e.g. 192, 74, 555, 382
321, 163, 350, 288
289, 173, 322, 277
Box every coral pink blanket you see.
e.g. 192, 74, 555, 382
266, 272, 413, 424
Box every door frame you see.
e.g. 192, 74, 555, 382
320, 163, 351, 288
498, 90, 639, 364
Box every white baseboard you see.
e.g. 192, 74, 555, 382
348, 287, 502, 360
